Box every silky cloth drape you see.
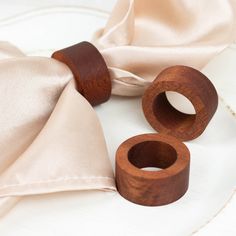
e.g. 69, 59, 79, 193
0, 42, 115, 216
93, 0, 236, 96
0, 0, 236, 217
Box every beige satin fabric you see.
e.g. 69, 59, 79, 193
0, 42, 115, 216
93, 0, 236, 96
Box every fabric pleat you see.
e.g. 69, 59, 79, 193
92, 0, 236, 96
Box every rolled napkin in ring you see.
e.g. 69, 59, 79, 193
52, 41, 111, 106
142, 65, 218, 141
115, 133, 190, 206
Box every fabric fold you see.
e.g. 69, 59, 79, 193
0, 42, 115, 217
0, 80, 115, 197
92, 0, 236, 96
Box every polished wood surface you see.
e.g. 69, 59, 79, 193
52, 41, 111, 106
116, 133, 190, 206
142, 65, 218, 141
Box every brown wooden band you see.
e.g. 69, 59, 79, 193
115, 133, 190, 206
142, 65, 218, 141
51, 41, 111, 106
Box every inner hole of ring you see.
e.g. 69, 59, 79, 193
153, 91, 196, 130
166, 91, 195, 114
128, 141, 177, 171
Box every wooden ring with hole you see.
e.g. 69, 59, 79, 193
115, 133, 190, 206
142, 65, 218, 141
52, 41, 111, 106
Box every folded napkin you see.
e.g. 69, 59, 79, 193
93, 0, 236, 96
0, 42, 115, 217
0, 0, 236, 217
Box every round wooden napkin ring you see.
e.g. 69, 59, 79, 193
51, 41, 111, 106
142, 65, 218, 141
115, 133, 190, 206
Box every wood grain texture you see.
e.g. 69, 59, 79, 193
52, 41, 111, 106
142, 65, 218, 141
116, 133, 190, 206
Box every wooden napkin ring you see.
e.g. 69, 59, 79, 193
52, 41, 111, 106
116, 133, 190, 206
142, 65, 218, 141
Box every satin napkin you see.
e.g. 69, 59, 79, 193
93, 0, 236, 96
0, 0, 236, 217
0, 42, 115, 216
